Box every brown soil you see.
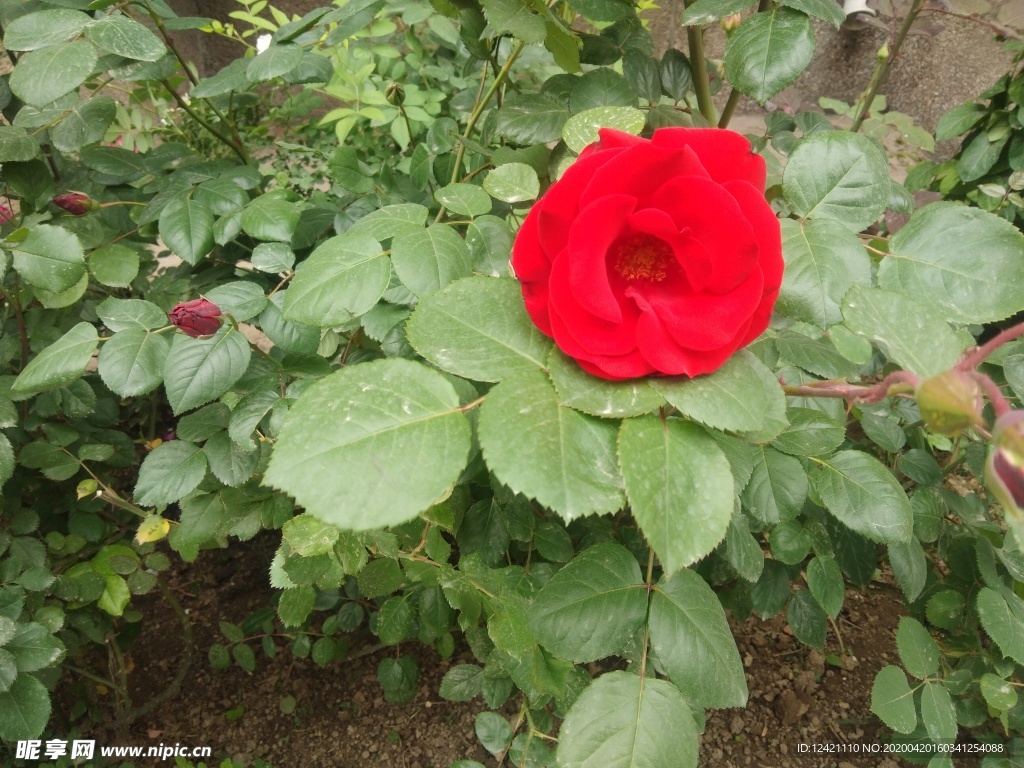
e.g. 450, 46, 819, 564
56, 536, 920, 768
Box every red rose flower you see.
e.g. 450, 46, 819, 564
168, 298, 222, 337
511, 127, 783, 380
52, 192, 98, 216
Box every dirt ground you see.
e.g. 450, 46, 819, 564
50, 533, 921, 768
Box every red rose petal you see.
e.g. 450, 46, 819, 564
626, 207, 710, 291
568, 195, 638, 324
549, 254, 640, 357
723, 180, 784, 294
576, 348, 655, 380
510, 205, 550, 282
651, 128, 767, 191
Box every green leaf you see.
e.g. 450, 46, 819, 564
920, 682, 957, 744
435, 183, 491, 217
650, 569, 747, 708
159, 195, 214, 265
204, 281, 268, 323
977, 587, 1024, 665
282, 515, 339, 557
622, 51, 662, 103
841, 286, 965, 378
97, 328, 169, 397
619, 417, 733, 574
724, 514, 764, 582
777, 0, 844, 27
770, 407, 844, 458
570, 69, 636, 112
3, 9, 90, 51
528, 542, 645, 663
980, 673, 1018, 711
495, 95, 570, 145
776, 331, 856, 380
192, 58, 251, 98
203, 431, 259, 487
786, 589, 826, 650
557, 671, 698, 768
879, 202, 1024, 324
9, 40, 98, 107
548, 349, 664, 418
407, 276, 552, 382
534, 520, 573, 562
163, 326, 252, 415
283, 233, 388, 325
777, 218, 871, 328
96, 297, 168, 331
7, 623, 63, 672
348, 204, 429, 241
479, 369, 624, 520
134, 440, 208, 507
12, 323, 98, 397
391, 224, 473, 298
480, 0, 546, 44
246, 43, 304, 81
440, 664, 485, 702
476, 711, 514, 754
872, 667, 913, 733
251, 242, 295, 274
806, 555, 844, 618
0, 674, 51, 741
958, 131, 1007, 183
741, 446, 807, 524
809, 451, 913, 544
376, 597, 413, 645
935, 103, 986, 141
566, 0, 634, 21
783, 130, 891, 231
889, 539, 926, 602
484, 163, 540, 203
85, 15, 165, 61
682, 0, 755, 25
651, 351, 784, 434
265, 359, 471, 530
240, 193, 300, 244
896, 616, 939, 679
723, 9, 813, 104
0, 127, 40, 162
10, 224, 85, 293
88, 243, 139, 288
563, 106, 645, 153
659, 50, 693, 101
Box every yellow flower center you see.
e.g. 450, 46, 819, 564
611, 234, 674, 282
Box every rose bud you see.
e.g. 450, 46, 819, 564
52, 192, 99, 216
721, 13, 741, 33
168, 298, 222, 338
385, 82, 405, 106
916, 370, 984, 436
986, 411, 1024, 537
0, 204, 13, 224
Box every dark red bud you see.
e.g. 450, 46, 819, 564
168, 298, 222, 338
52, 193, 98, 216
0, 205, 13, 224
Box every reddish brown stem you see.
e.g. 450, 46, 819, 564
958, 321, 1024, 371
969, 370, 1012, 417
783, 370, 920, 403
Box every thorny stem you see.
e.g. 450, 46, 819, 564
957, 320, 1024, 371
851, 0, 926, 132
683, 5, 717, 125
969, 370, 1013, 418
495, 702, 528, 768
107, 633, 132, 739
782, 370, 920, 403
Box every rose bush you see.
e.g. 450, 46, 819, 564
512, 127, 784, 380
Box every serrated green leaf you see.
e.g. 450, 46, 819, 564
495, 94, 570, 145
89, 243, 139, 288
12, 323, 97, 397
723, 9, 813, 104
920, 682, 957, 743
787, 589, 826, 649
783, 130, 891, 231
134, 440, 207, 507
0, 126, 40, 162
484, 163, 540, 203
778, 0, 844, 26
3, 9, 90, 51
480, 0, 546, 43
348, 204, 429, 241
650, 568, 747, 707
391, 224, 473, 298
806, 555, 844, 618
0, 674, 51, 741
265, 360, 472, 530
741, 446, 807, 524
889, 539, 926, 602
977, 587, 1024, 666
896, 616, 938, 679
871, 667, 916, 734
407, 276, 552, 382
440, 664, 485, 702
204, 281, 268, 323
528, 542, 645, 662
283, 233, 388, 325
97, 328, 169, 397
241, 193, 300, 243
10, 224, 85, 293
557, 671, 698, 768
246, 43, 304, 81
548, 349, 664, 418
562, 106, 645, 153
619, 416, 733, 574
163, 326, 252, 415
9, 40, 98, 107
159, 195, 214, 265
85, 15, 164, 60
770, 407, 845, 457
682, 0, 755, 25
435, 183, 491, 217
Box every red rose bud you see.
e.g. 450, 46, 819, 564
721, 13, 741, 33
986, 411, 1024, 539
0, 205, 13, 224
168, 298, 222, 338
916, 370, 983, 436
510, 127, 783, 380
52, 192, 99, 216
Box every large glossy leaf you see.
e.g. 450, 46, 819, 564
84, 15, 165, 61
3, 9, 90, 51
548, 349, 664, 418
9, 40, 98, 107
723, 9, 813, 104
682, 0, 755, 25
841, 285, 965, 378
0, 674, 51, 741
283, 233, 388, 326
480, 0, 546, 44
783, 131, 891, 231
407, 277, 552, 382
777, 218, 871, 328
619, 417, 733, 574
246, 43, 304, 81
650, 569, 747, 708
809, 451, 913, 544
871, 666, 917, 734
528, 543, 645, 663
12, 323, 98, 397
159, 195, 214, 265
10, 224, 85, 293
134, 440, 208, 506
163, 326, 252, 415
557, 672, 698, 768
652, 351, 784, 434
741, 446, 807, 524
563, 106, 645, 153
240, 193, 300, 243
495, 94, 570, 145
977, 587, 1024, 666
97, 328, 169, 397
879, 202, 1024, 324
265, 359, 471, 529
0, 127, 41, 162
390, 224, 473, 297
